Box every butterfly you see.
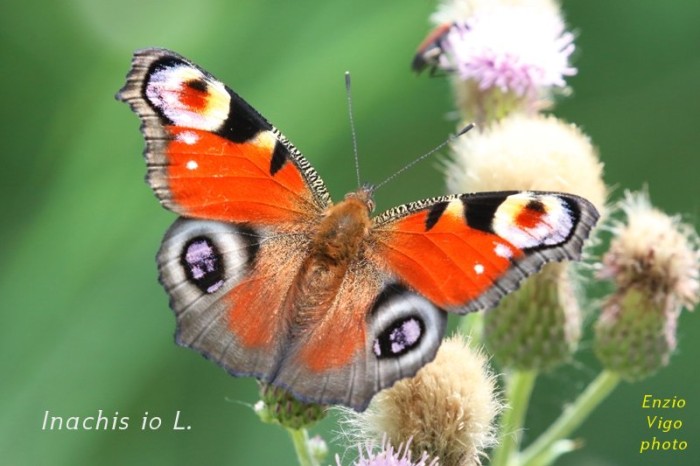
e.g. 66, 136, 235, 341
117, 48, 599, 411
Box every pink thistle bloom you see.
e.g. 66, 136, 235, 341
337, 438, 439, 466
442, 6, 576, 97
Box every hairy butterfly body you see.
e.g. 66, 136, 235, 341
117, 48, 599, 411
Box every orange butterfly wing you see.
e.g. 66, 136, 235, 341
117, 48, 330, 227
372, 191, 599, 313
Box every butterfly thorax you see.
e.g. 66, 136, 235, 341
285, 190, 373, 330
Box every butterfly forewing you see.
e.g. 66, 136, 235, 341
117, 48, 330, 228
372, 191, 599, 313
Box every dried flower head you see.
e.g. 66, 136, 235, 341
341, 335, 502, 466
599, 191, 700, 309
595, 191, 699, 379
445, 113, 606, 214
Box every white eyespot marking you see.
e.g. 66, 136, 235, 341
146, 64, 230, 132
177, 130, 200, 145
494, 242, 513, 259
492, 193, 573, 249
370, 291, 444, 363
158, 220, 253, 308
474, 263, 485, 275
186, 160, 199, 170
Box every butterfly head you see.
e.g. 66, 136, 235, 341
344, 184, 376, 214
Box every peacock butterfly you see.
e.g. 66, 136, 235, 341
117, 49, 598, 411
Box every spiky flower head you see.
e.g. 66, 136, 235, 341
599, 191, 699, 309
341, 336, 502, 466
254, 383, 326, 430
336, 438, 439, 466
430, 0, 576, 121
595, 191, 699, 380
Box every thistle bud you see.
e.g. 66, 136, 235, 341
255, 383, 326, 430
483, 263, 581, 370
595, 191, 699, 379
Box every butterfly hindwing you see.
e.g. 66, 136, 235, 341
270, 266, 447, 410
117, 48, 330, 227
372, 191, 599, 313
158, 219, 304, 379
158, 217, 447, 411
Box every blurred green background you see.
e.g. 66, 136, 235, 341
1, 0, 698, 465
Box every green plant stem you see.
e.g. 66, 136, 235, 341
490, 370, 538, 466
519, 370, 621, 466
526, 439, 580, 466
287, 427, 319, 466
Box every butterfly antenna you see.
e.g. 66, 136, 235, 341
345, 72, 362, 188
373, 123, 475, 191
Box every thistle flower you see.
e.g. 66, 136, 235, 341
336, 438, 439, 466
595, 191, 699, 379
341, 336, 502, 466
430, 1, 576, 121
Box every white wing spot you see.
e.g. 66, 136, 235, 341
494, 243, 513, 259
474, 263, 485, 275
186, 160, 198, 170
178, 131, 199, 145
